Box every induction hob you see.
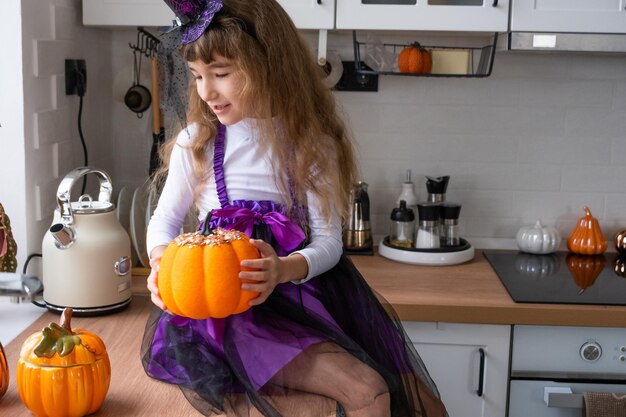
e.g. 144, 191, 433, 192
483, 250, 626, 306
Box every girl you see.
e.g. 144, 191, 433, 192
141, 0, 448, 416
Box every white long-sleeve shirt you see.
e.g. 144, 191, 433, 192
146, 120, 343, 283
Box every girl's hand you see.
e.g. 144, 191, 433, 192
147, 246, 167, 310
239, 239, 287, 306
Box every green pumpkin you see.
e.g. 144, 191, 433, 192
0, 202, 18, 272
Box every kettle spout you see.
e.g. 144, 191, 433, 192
49, 223, 76, 249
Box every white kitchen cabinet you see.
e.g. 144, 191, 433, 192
82, 0, 334, 29
279, 0, 335, 29
511, 0, 626, 34
403, 321, 511, 417
336, 0, 510, 32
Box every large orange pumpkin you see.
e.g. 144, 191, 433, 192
17, 308, 111, 417
567, 206, 607, 255
0, 341, 8, 399
397, 42, 432, 74
158, 227, 261, 319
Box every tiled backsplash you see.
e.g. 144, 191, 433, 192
329, 37, 626, 246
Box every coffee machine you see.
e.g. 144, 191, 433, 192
343, 181, 373, 255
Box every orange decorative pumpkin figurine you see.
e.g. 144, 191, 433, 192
17, 308, 111, 417
158, 227, 261, 319
0, 341, 8, 399
567, 206, 607, 255
397, 42, 432, 74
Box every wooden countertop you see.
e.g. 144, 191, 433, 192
2, 250, 625, 416
349, 250, 626, 328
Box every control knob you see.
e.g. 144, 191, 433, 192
580, 341, 602, 362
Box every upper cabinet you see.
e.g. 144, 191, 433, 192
82, 0, 335, 29
280, 0, 335, 29
336, 0, 510, 32
82, 0, 174, 27
511, 0, 626, 34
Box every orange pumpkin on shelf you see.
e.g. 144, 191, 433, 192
17, 308, 110, 417
158, 227, 261, 319
397, 42, 432, 74
0, 341, 8, 399
566, 206, 607, 255
566, 253, 606, 294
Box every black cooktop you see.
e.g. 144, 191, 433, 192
483, 250, 626, 306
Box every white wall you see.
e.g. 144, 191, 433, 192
0, 0, 26, 268
1, 0, 115, 272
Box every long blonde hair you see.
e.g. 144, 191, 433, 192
154, 0, 358, 222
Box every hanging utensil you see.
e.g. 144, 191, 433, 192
124, 49, 152, 118
150, 54, 165, 177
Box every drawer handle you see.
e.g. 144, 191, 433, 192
317, 0, 322, 4
492, 0, 498, 6
477, 348, 485, 397
544, 388, 583, 409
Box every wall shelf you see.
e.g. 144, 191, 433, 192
352, 30, 498, 78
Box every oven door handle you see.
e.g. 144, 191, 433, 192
476, 347, 485, 397
544, 388, 583, 409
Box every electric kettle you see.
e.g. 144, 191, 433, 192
41, 167, 132, 315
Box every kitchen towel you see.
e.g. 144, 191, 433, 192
583, 392, 626, 417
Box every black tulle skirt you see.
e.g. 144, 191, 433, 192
141, 255, 448, 417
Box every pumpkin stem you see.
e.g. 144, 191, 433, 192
33, 308, 81, 358
59, 307, 74, 334
201, 210, 214, 236
583, 206, 592, 217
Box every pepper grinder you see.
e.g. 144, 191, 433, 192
440, 203, 462, 247
389, 200, 415, 248
425, 175, 450, 203
415, 203, 441, 249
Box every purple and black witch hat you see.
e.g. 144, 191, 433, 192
162, 0, 223, 44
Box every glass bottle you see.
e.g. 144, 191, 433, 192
415, 203, 441, 249
389, 200, 415, 248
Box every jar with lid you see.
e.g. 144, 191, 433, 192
389, 200, 415, 248
440, 203, 462, 247
415, 203, 441, 249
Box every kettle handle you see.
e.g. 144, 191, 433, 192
56, 167, 113, 225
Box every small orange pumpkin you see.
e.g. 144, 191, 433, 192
158, 227, 261, 319
0, 341, 8, 399
397, 42, 432, 74
566, 253, 606, 294
566, 206, 607, 255
17, 308, 111, 417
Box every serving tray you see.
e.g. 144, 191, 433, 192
378, 237, 475, 266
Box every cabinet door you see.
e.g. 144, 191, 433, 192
83, 0, 334, 29
336, 0, 510, 31
83, 0, 174, 27
402, 322, 511, 417
511, 0, 626, 34
277, 0, 335, 29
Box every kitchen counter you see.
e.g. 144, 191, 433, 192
2, 250, 625, 416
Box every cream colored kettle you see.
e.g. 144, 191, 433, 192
41, 167, 132, 315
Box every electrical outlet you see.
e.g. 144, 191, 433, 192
65, 59, 87, 96
335, 61, 378, 92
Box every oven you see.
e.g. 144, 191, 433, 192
508, 325, 626, 416
482, 250, 626, 416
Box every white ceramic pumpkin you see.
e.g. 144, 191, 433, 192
516, 220, 562, 254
